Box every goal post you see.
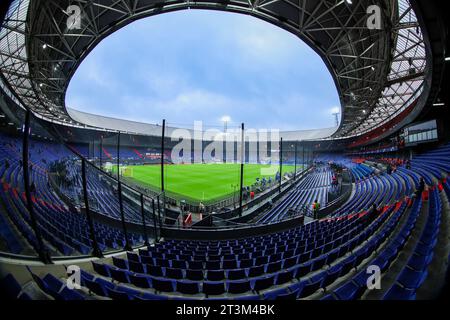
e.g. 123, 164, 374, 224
121, 166, 134, 178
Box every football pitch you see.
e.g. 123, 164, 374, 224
116, 164, 298, 203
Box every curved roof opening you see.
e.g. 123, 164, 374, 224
66, 9, 340, 132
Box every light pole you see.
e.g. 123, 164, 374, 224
221, 115, 231, 133
293, 141, 298, 181
221, 116, 231, 164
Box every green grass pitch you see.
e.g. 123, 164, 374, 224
117, 164, 297, 203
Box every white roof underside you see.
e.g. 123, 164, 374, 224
68, 108, 337, 141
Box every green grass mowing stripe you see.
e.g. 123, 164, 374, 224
116, 164, 298, 202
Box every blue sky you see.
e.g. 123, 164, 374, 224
66, 10, 340, 131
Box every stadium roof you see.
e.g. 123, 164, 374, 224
68, 108, 338, 141
0, 0, 433, 140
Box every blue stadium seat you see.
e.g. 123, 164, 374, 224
396, 268, 428, 290
152, 278, 175, 293
383, 284, 416, 300
275, 270, 293, 285
112, 257, 128, 270
135, 292, 168, 300
0, 274, 23, 299
299, 275, 324, 298
334, 281, 361, 300
227, 280, 252, 294
253, 276, 275, 292
248, 265, 265, 278
56, 287, 85, 301
185, 269, 204, 281
146, 265, 164, 277
110, 268, 131, 284
206, 270, 225, 281
129, 261, 146, 274
176, 280, 200, 295
203, 282, 226, 296
85, 278, 113, 296
262, 287, 290, 300
227, 269, 246, 280
105, 287, 133, 300
92, 262, 111, 277
129, 274, 151, 289
165, 268, 184, 280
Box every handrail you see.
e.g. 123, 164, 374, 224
163, 211, 307, 232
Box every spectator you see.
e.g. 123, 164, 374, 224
199, 201, 205, 214
243, 188, 249, 200
386, 164, 392, 175
332, 175, 337, 186
416, 177, 425, 198
30, 181, 36, 194
366, 204, 380, 223
406, 159, 411, 170
2, 159, 9, 180
312, 200, 320, 219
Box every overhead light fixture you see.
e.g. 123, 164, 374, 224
220, 115, 231, 123
444, 57, 450, 62
345, 0, 353, 4
433, 103, 445, 107
42, 44, 47, 49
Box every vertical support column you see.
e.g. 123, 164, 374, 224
279, 137, 283, 193
91, 138, 95, 161
223, 138, 226, 164
100, 136, 103, 169
307, 146, 310, 167
160, 120, 166, 193
160, 119, 166, 220
81, 159, 103, 257
257, 136, 260, 165
294, 141, 298, 181
157, 195, 163, 230
116, 132, 132, 251
302, 142, 305, 171
152, 199, 159, 243
118, 181, 132, 251
238, 123, 245, 217
201, 136, 204, 164
140, 194, 150, 247
117, 132, 121, 181
22, 110, 51, 263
